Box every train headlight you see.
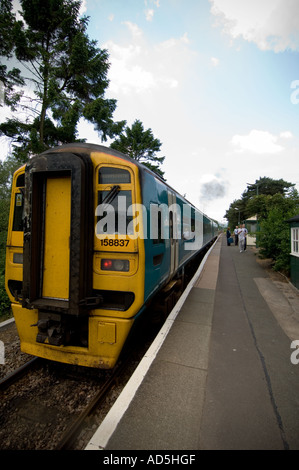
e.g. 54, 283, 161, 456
114, 259, 130, 271
101, 259, 130, 272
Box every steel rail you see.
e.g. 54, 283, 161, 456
55, 355, 134, 450
0, 357, 40, 391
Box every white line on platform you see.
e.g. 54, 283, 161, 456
85, 236, 219, 451
0, 317, 15, 328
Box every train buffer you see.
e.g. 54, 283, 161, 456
86, 234, 299, 451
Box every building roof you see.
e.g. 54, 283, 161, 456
286, 215, 299, 223
245, 215, 257, 221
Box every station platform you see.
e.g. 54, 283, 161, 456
86, 235, 299, 451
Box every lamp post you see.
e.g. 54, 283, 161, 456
246, 182, 260, 247
235, 207, 240, 224
246, 182, 260, 196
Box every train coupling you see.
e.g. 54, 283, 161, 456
32, 312, 88, 347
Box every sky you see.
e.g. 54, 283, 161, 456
2, 0, 299, 224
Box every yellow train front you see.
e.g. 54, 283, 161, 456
5, 143, 217, 368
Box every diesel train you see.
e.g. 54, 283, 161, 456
5, 143, 218, 368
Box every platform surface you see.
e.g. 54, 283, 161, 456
86, 235, 299, 450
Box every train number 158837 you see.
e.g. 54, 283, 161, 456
100, 239, 130, 247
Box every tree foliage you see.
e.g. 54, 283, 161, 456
0, 0, 128, 318
0, 0, 25, 110
110, 119, 165, 178
224, 176, 296, 228
0, 1, 167, 316
0, 0, 125, 163
224, 177, 299, 275
257, 207, 291, 273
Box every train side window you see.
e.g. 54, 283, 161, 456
152, 210, 163, 244
97, 190, 133, 235
12, 192, 24, 232
169, 211, 173, 240
191, 208, 195, 233
99, 167, 131, 184
16, 173, 25, 187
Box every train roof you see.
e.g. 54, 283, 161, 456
40, 142, 216, 223
42, 142, 161, 179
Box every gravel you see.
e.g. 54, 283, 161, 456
0, 318, 156, 450
0, 321, 33, 379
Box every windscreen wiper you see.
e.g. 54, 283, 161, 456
101, 185, 120, 208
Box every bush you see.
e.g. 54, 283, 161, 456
257, 207, 292, 275
0, 274, 11, 321
0, 207, 11, 320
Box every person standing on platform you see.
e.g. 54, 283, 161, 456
234, 225, 239, 246
242, 223, 248, 250
238, 225, 246, 253
226, 227, 231, 246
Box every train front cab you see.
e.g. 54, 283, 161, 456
5, 147, 146, 369
5, 166, 25, 308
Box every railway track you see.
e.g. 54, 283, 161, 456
55, 352, 135, 450
0, 356, 138, 449
0, 244, 213, 450
0, 242, 215, 450
0, 357, 41, 390
0, 316, 159, 450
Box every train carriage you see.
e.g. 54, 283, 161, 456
5, 143, 217, 368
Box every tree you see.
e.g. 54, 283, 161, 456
0, 0, 127, 317
110, 119, 165, 178
241, 177, 294, 204
0, 157, 18, 318
0, 0, 25, 111
0, 0, 125, 163
224, 176, 295, 227
225, 179, 299, 275
257, 191, 299, 274
224, 198, 247, 229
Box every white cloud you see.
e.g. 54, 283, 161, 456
0, 136, 13, 161
144, 0, 161, 21
210, 57, 219, 67
123, 21, 143, 38
144, 0, 160, 9
104, 24, 193, 95
79, 0, 87, 16
159, 32, 190, 50
103, 41, 155, 94
145, 9, 154, 21
231, 129, 285, 154
210, 0, 299, 52
280, 131, 293, 139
